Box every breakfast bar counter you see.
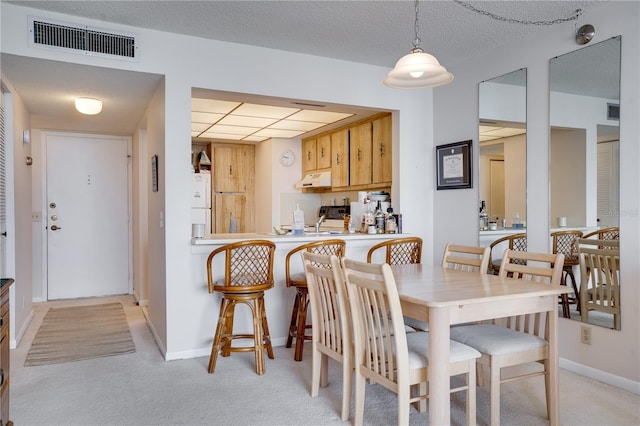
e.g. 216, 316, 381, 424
184, 232, 413, 362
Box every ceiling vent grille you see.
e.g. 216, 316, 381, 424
607, 103, 620, 121
29, 17, 137, 61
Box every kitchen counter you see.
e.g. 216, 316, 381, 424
191, 231, 401, 245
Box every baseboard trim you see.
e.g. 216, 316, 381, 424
11, 309, 34, 349
560, 357, 640, 395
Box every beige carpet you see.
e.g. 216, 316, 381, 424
24, 302, 135, 366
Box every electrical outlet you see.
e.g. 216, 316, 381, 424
581, 325, 592, 345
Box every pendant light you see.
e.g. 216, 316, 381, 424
384, 0, 453, 89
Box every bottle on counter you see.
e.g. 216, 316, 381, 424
385, 207, 397, 234
479, 200, 489, 230
363, 201, 375, 233
375, 201, 385, 234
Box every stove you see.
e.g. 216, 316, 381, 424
318, 205, 350, 228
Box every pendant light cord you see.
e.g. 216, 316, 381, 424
412, 0, 421, 51
453, 0, 582, 26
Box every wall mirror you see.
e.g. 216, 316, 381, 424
478, 69, 527, 252
549, 36, 621, 330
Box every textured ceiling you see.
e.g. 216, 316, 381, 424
1, 0, 611, 135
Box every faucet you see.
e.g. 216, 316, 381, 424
315, 215, 326, 233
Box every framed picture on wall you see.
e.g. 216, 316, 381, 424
436, 140, 472, 190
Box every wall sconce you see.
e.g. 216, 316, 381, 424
26, 157, 33, 166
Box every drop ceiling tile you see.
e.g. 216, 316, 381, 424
253, 128, 306, 138
243, 135, 270, 142
479, 125, 501, 133
200, 131, 246, 140
233, 103, 300, 119
192, 98, 240, 114
479, 135, 502, 142
192, 111, 225, 123
219, 115, 279, 127
210, 124, 259, 136
192, 122, 210, 132
287, 110, 353, 123
483, 128, 526, 137
269, 120, 326, 131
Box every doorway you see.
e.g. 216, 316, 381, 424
45, 132, 131, 300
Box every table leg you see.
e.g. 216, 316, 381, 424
548, 297, 559, 425
429, 307, 450, 425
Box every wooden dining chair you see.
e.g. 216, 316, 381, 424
285, 239, 346, 361
551, 230, 583, 318
450, 249, 565, 426
302, 252, 352, 421
441, 243, 491, 273
487, 233, 527, 274
578, 240, 620, 329
342, 257, 480, 426
366, 237, 423, 265
206, 240, 276, 375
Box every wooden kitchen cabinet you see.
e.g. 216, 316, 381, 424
316, 134, 331, 169
349, 121, 373, 186
214, 145, 247, 193
331, 129, 349, 188
214, 194, 248, 233
302, 138, 317, 172
372, 114, 392, 185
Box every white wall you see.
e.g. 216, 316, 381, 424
550, 128, 586, 227
434, 2, 639, 391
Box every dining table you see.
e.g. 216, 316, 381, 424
391, 264, 571, 425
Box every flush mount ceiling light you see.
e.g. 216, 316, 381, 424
384, 0, 453, 89
75, 97, 102, 115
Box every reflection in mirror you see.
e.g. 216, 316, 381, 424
478, 69, 527, 259
550, 36, 621, 330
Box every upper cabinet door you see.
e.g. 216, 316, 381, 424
350, 122, 372, 186
372, 115, 392, 184
331, 129, 349, 188
213, 146, 245, 192
317, 134, 331, 169
302, 138, 317, 172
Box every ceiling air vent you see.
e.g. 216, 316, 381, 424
607, 103, 620, 121
29, 17, 137, 61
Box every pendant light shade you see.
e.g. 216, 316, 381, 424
384, 0, 453, 89
75, 97, 103, 115
384, 48, 454, 88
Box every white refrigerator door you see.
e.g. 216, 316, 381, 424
192, 208, 212, 234
192, 173, 211, 208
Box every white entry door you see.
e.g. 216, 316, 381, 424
46, 133, 130, 300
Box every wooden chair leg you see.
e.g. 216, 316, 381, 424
467, 360, 477, 426
286, 292, 301, 348
259, 294, 274, 359
208, 297, 231, 373
294, 289, 308, 361
252, 296, 266, 375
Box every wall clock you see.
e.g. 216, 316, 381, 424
280, 149, 295, 166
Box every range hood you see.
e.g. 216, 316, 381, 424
295, 171, 331, 188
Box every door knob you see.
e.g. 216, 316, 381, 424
50, 225, 62, 231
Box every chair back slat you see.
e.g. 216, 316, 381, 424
497, 249, 564, 339
442, 243, 490, 273
342, 258, 407, 388
578, 243, 620, 327
551, 230, 583, 264
302, 252, 350, 357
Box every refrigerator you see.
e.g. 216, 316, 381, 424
191, 173, 211, 234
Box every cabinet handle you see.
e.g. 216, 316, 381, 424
336, 153, 341, 165
0, 368, 4, 387
0, 315, 3, 327
307, 151, 311, 161
380, 143, 385, 157
321, 147, 325, 158
357, 148, 362, 161
229, 165, 232, 176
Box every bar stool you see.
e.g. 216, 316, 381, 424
551, 230, 583, 318
487, 233, 527, 275
285, 239, 346, 361
207, 240, 276, 375
366, 237, 423, 265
